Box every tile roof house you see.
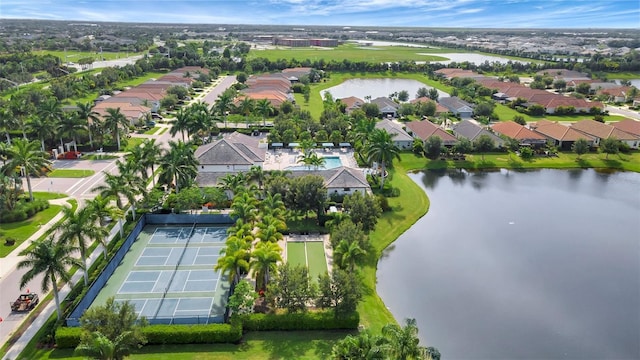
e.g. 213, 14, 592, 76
94, 102, 151, 126
438, 97, 474, 118
339, 96, 365, 114
611, 119, 640, 137
370, 97, 399, 118
491, 121, 547, 147
571, 119, 639, 149
410, 97, 449, 115
597, 86, 632, 103
451, 120, 505, 148
374, 119, 414, 149
289, 166, 370, 196
529, 120, 595, 150
194, 132, 267, 187
405, 120, 458, 146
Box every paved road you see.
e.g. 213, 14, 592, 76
201, 75, 237, 105
605, 105, 640, 121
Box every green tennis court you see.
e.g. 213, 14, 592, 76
286, 241, 328, 280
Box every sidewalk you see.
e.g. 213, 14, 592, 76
2, 216, 122, 360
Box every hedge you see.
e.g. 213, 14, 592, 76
0, 199, 49, 222
55, 322, 242, 349
240, 311, 359, 331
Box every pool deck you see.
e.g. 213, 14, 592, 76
263, 148, 359, 171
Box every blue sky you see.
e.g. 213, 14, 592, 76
0, 0, 638, 28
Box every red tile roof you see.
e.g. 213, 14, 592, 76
611, 119, 640, 137
405, 120, 457, 144
571, 119, 639, 141
491, 121, 546, 141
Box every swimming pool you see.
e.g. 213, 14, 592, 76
286, 156, 343, 171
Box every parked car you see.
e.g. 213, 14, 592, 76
10, 293, 39, 312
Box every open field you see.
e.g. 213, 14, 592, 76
33, 49, 144, 63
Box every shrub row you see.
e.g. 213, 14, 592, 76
55, 322, 242, 349
0, 199, 49, 222
240, 311, 359, 331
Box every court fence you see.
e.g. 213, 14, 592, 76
66, 213, 233, 327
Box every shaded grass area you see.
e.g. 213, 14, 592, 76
306, 241, 328, 281
0, 205, 62, 257
47, 169, 95, 178
26, 330, 350, 360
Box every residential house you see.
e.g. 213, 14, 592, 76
194, 132, 266, 187
597, 86, 632, 103
611, 119, 640, 137
289, 166, 370, 196
94, 101, 151, 126
451, 120, 505, 148
339, 96, 365, 114
571, 119, 639, 149
370, 97, 399, 118
410, 97, 449, 115
374, 119, 414, 149
438, 97, 474, 118
406, 119, 458, 146
529, 120, 595, 150
491, 121, 547, 147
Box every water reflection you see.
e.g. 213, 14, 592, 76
378, 169, 640, 359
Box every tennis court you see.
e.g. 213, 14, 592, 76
90, 224, 231, 324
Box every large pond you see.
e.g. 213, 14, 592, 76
425, 53, 531, 65
321, 78, 448, 101
377, 169, 640, 359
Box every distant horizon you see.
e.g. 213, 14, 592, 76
0, 0, 638, 29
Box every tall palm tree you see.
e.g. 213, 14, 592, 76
170, 107, 192, 141
85, 195, 124, 251
214, 90, 235, 128
250, 241, 282, 291
58, 112, 84, 152
114, 160, 145, 221
27, 115, 57, 151
260, 193, 286, 220
141, 139, 162, 187
381, 318, 424, 360
219, 172, 247, 197
334, 239, 366, 272
238, 96, 255, 128
215, 236, 251, 286
365, 128, 400, 190
57, 206, 107, 285
18, 235, 82, 320
256, 219, 284, 243
230, 191, 259, 225
158, 140, 198, 193
0, 107, 16, 144
188, 101, 211, 138
76, 102, 100, 149
103, 108, 129, 151
247, 165, 266, 190
255, 98, 273, 127
37, 97, 64, 143
298, 151, 325, 170
6, 138, 52, 201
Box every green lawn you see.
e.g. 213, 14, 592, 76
47, 169, 95, 178
0, 205, 62, 257
286, 242, 306, 268
306, 241, 328, 280
25, 331, 350, 360
144, 127, 161, 135
32, 192, 67, 200
83, 154, 119, 160
33, 49, 144, 62
493, 104, 627, 123
124, 137, 147, 152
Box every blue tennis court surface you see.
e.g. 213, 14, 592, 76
88, 225, 231, 324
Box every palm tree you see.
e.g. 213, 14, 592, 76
140, 139, 162, 187
85, 195, 124, 252
188, 101, 211, 138
331, 330, 388, 360
219, 172, 247, 197
248, 165, 266, 190
27, 115, 57, 152
230, 191, 259, 224
114, 160, 145, 221
298, 151, 325, 170
58, 112, 84, 152
37, 97, 64, 144
6, 138, 52, 201
170, 107, 192, 141
256, 220, 284, 243
238, 96, 255, 128
255, 98, 273, 127
260, 192, 286, 220
57, 206, 107, 285
103, 108, 129, 151
18, 235, 82, 320
214, 90, 235, 128
365, 128, 400, 190
158, 140, 198, 193
215, 236, 251, 286
333, 239, 366, 272
0, 107, 16, 144
250, 241, 282, 291
76, 102, 100, 149
381, 318, 423, 360
75, 331, 133, 360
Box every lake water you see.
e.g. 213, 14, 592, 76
614, 79, 640, 88
377, 169, 640, 359
321, 78, 449, 101
425, 53, 530, 65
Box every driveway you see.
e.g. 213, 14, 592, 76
201, 75, 237, 105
